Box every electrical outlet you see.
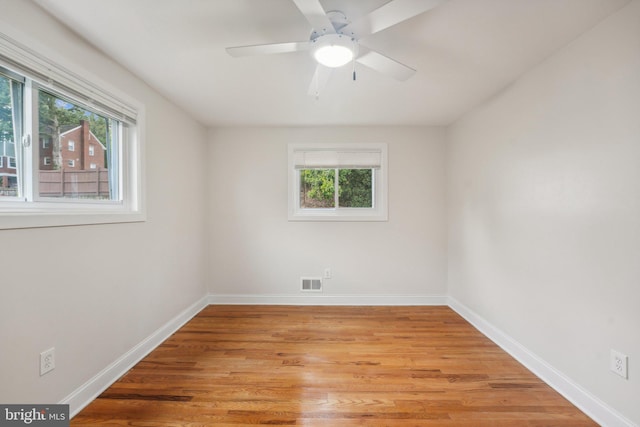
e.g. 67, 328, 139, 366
610, 349, 628, 379
323, 268, 331, 279
40, 347, 55, 376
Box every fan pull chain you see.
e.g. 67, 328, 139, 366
352, 59, 357, 81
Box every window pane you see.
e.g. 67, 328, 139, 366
338, 169, 373, 208
38, 90, 119, 200
300, 169, 335, 208
0, 75, 20, 198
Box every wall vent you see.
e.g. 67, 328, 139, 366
301, 277, 322, 292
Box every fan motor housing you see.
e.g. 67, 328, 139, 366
309, 10, 352, 40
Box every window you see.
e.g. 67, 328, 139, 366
0, 33, 143, 229
88, 144, 94, 156
288, 143, 388, 221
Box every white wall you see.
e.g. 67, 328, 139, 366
0, 0, 208, 406
447, 1, 640, 424
208, 127, 447, 302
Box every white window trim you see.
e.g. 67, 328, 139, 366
288, 143, 388, 222
88, 145, 94, 156
0, 31, 145, 230
8, 157, 16, 169
43, 156, 50, 165
68, 140, 75, 152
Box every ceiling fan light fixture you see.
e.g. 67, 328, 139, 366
312, 34, 358, 68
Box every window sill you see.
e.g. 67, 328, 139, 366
288, 208, 388, 222
0, 205, 145, 229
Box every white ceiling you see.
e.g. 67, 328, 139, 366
35, 0, 628, 127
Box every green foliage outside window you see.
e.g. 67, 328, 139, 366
300, 168, 373, 209
300, 169, 335, 208
0, 77, 13, 144
339, 169, 372, 207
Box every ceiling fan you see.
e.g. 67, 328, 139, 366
226, 0, 444, 97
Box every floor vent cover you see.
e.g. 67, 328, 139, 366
301, 277, 322, 292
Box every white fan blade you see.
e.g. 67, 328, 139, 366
341, 0, 444, 38
292, 0, 336, 34
226, 41, 310, 57
356, 48, 416, 81
307, 65, 333, 98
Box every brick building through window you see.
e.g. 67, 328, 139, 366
40, 119, 107, 171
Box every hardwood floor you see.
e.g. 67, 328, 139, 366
72, 305, 598, 426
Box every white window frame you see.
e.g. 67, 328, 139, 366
67, 159, 75, 168
0, 157, 3, 168
67, 140, 75, 152
88, 144, 94, 156
8, 157, 16, 169
43, 156, 50, 166
288, 143, 388, 221
0, 32, 145, 230
89, 163, 96, 169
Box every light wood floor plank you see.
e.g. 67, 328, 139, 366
71, 305, 598, 426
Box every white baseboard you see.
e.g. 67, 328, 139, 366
207, 294, 449, 306
61, 295, 209, 418
448, 297, 636, 427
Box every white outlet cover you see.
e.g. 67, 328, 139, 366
610, 349, 628, 379
40, 347, 55, 376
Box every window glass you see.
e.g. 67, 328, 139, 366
300, 169, 335, 208
338, 169, 373, 208
300, 168, 374, 209
0, 74, 20, 197
38, 90, 118, 200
